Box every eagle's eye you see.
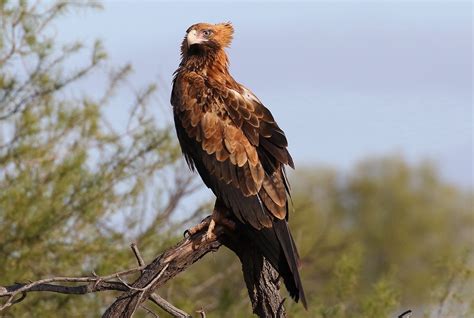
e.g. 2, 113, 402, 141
202, 29, 212, 37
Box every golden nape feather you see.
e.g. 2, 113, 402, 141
171, 22, 307, 309
180, 22, 234, 57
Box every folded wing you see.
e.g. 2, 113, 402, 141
172, 73, 294, 228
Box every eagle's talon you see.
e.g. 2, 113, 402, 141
200, 215, 212, 223
203, 229, 217, 242
204, 232, 217, 242
184, 216, 212, 238
202, 218, 217, 241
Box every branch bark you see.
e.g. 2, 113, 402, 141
104, 220, 286, 317
1, 217, 287, 317
221, 233, 288, 318
102, 224, 224, 317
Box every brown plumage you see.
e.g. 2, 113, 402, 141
171, 22, 307, 307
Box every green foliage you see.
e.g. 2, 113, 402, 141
360, 277, 399, 318
288, 157, 472, 318
163, 158, 472, 318
0, 1, 189, 316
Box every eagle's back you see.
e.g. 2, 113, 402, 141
171, 68, 306, 306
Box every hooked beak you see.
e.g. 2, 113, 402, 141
187, 29, 205, 47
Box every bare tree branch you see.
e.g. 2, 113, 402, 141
131, 242, 146, 268
102, 222, 224, 317
0, 267, 143, 312
0, 245, 189, 317
149, 293, 191, 318
1, 217, 287, 317
221, 232, 288, 318
130, 242, 191, 318
103, 219, 286, 318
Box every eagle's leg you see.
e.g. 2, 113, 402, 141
205, 216, 217, 241
184, 201, 235, 239
204, 201, 235, 241
184, 215, 211, 237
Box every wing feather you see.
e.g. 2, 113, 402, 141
171, 72, 293, 229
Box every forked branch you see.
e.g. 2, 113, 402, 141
1, 218, 286, 317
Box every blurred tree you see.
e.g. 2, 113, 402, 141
293, 157, 473, 318
164, 157, 473, 318
0, 1, 203, 317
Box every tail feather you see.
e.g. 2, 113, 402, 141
240, 219, 307, 309
274, 220, 307, 308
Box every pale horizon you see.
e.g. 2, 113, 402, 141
56, 0, 472, 187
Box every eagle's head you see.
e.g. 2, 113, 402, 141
181, 22, 234, 57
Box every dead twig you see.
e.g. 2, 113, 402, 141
2, 217, 286, 318
0, 267, 144, 312
131, 242, 192, 318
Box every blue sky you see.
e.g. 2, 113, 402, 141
57, 1, 472, 187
